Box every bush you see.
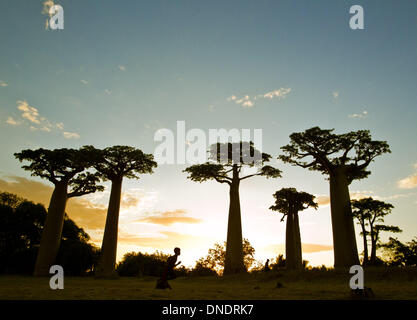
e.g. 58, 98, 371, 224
56, 240, 100, 276
380, 237, 417, 267
270, 254, 286, 271
190, 261, 217, 277
6, 247, 38, 274
117, 251, 170, 277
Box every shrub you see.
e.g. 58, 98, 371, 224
117, 251, 170, 277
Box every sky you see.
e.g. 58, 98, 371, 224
0, 0, 416, 268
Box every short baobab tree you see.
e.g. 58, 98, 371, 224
279, 127, 390, 268
351, 197, 401, 265
184, 141, 281, 274
269, 188, 318, 270
14, 148, 103, 276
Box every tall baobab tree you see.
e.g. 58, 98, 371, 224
84, 145, 157, 277
14, 148, 103, 276
351, 197, 402, 265
269, 188, 318, 270
184, 142, 281, 274
279, 127, 390, 268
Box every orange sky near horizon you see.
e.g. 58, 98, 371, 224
0, 174, 336, 268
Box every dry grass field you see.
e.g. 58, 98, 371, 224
1, 267, 416, 300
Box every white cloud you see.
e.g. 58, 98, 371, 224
104, 89, 112, 94
233, 95, 254, 108
0, 81, 8, 87
236, 95, 250, 104
332, 91, 339, 99
40, 126, 51, 132
316, 190, 375, 207
80, 79, 88, 85
315, 195, 330, 207
350, 190, 374, 200
378, 193, 416, 200
348, 110, 368, 119
227, 88, 291, 108
7, 101, 77, 138
63, 131, 80, 139
6, 117, 20, 126
30, 126, 51, 132
263, 88, 291, 99
398, 164, 417, 189
242, 100, 254, 108
17, 101, 40, 124
118, 65, 126, 71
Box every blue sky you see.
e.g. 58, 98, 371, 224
1, 0, 416, 267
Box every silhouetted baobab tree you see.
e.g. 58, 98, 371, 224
85, 145, 157, 277
14, 148, 103, 276
269, 188, 317, 270
184, 142, 281, 274
351, 197, 401, 265
279, 127, 390, 268
351, 199, 371, 264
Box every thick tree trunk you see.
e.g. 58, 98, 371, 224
329, 168, 359, 269
33, 182, 68, 276
223, 166, 245, 275
96, 177, 123, 278
361, 223, 369, 265
285, 212, 296, 270
293, 212, 303, 270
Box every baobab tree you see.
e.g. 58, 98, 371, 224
84, 145, 157, 277
351, 199, 371, 264
351, 197, 402, 265
184, 142, 281, 274
14, 148, 103, 276
279, 127, 390, 268
269, 188, 318, 270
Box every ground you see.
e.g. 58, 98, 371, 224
1, 267, 416, 300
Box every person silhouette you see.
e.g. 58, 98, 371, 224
156, 247, 181, 289
264, 259, 270, 272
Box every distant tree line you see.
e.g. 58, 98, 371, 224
0, 192, 99, 275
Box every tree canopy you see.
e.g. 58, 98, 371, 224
14, 148, 104, 195
351, 197, 394, 223
351, 197, 401, 238
270, 188, 318, 220
184, 141, 282, 184
279, 127, 391, 183
83, 145, 157, 181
